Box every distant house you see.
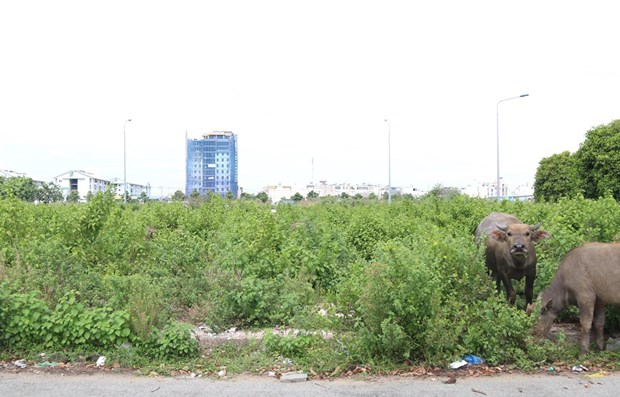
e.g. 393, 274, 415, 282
53, 170, 151, 201
263, 184, 294, 203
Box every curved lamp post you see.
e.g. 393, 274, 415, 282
496, 94, 528, 201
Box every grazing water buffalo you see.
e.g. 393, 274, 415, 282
475, 212, 550, 306
530, 242, 620, 355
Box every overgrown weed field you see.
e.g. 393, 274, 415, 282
1, 193, 620, 376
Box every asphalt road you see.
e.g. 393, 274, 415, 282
1, 371, 619, 397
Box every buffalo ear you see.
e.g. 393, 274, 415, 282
542, 299, 553, 313
532, 229, 551, 242
489, 229, 506, 242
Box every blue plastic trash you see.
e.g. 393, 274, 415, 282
462, 354, 484, 365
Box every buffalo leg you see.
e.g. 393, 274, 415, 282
579, 298, 596, 355
524, 275, 535, 307
499, 273, 516, 305
593, 301, 607, 351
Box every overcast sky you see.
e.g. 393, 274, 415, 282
1, 1, 619, 195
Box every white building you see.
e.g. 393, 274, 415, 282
460, 178, 534, 200
109, 178, 152, 200
263, 184, 295, 203
53, 170, 151, 201
1, 169, 28, 178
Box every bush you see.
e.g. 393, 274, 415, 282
0, 290, 132, 351
344, 241, 443, 361
143, 321, 199, 359
1, 195, 619, 369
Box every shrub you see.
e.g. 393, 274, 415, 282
346, 241, 443, 361
143, 321, 199, 359
0, 290, 132, 351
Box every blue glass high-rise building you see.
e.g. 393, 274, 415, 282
186, 131, 238, 197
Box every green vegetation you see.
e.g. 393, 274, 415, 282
0, 176, 63, 203
1, 192, 620, 376
535, 119, 620, 202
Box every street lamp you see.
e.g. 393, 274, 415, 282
496, 94, 528, 201
123, 119, 132, 203
384, 119, 391, 204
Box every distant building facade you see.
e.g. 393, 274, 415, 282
262, 178, 533, 203
263, 181, 425, 203
53, 170, 151, 201
1, 169, 28, 179
186, 131, 239, 198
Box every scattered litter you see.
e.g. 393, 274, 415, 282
218, 367, 227, 377
268, 371, 276, 377
280, 372, 308, 383
471, 388, 487, 395
443, 377, 457, 384
14, 359, 27, 369
450, 354, 485, 369
450, 360, 468, 369
548, 367, 555, 372
572, 364, 588, 372
96, 356, 106, 367
36, 361, 58, 367
463, 354, 485, 365
585, 371, 609, 378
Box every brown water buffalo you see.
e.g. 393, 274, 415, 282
475, 212, 550, 306
530, 242, 620, 355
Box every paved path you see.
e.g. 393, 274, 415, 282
1, 371, 619, 396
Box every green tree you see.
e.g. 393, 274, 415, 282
190, 189, 201, 200
139, 192, 150, 203
171, 190, 186, 201
66, 190, 80, 203
0, 176, 38, 202
575, 119, 620, 199
426, 184, 460, 198
307, 190, 319, 199
291, 192, 304, 202
226, 191, 236, 200
37, 182, 63, 203
256, 191, 269, 203
533, 151, 580, 202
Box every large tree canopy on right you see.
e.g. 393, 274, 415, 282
575, 119, 620, 200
